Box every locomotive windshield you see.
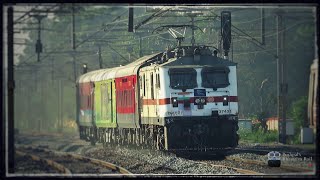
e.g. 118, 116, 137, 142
169, 68, 197, 89
201, 67, 230, 88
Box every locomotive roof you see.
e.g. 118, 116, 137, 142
159, 55, 237, 67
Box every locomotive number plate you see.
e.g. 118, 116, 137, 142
166, 111, 183, 116
218, 109, 231, 114
194, 89, 206, 96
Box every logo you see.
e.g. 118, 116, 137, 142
194, 89, 206, 97
268, 151, 281, 161
267, 151, 281, 167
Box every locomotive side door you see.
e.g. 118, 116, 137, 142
150, 71, 155, 123
107, 80, 116, 124
139, 72, 146, 123
90, 82, 95, 124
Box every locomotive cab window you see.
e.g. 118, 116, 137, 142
169, 68, 197, 90
201, 67, 230, 88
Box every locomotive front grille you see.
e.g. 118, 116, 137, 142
164, 115, 238, 149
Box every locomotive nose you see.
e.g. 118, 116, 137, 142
193, 124, 209, 135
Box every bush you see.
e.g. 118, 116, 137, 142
238, 128, 278, 143
289, 96, 308, 132
288, 96, 308, 144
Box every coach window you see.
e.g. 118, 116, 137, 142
151, 72, 154, 99
128, 90, 131, 107
156, 73, 160, 89
122, 90, 125, 107
143, 74, 146, 97
169, 68, 197, 90
120, 91, 123, 107
201, 67, 230, 89
127, 90, 129, 107
129, 90, 132, 107
118, 91, 121, 107
101, 85, 104, 116
124, 90, 128, 107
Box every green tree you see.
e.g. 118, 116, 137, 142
289, 96, 308, 131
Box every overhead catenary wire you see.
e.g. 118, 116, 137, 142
18, 6, 315, 74
19, 6, 211, 66
232, 19, 313, 44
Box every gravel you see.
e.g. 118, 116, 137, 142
84, 146, 239, 174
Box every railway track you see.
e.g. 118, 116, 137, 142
173, 148, 314, 175
225, 156, 314, 173
198, 161, 262, 175
199, 156, 314, 175
15, 150, 71, 174
15, 145, 133, 175
234, 147, 315, 157
14, 133, 316, 175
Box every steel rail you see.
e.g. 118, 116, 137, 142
17, 145, 133, 175
225, 156, 313, 173
15, 150, 72, 174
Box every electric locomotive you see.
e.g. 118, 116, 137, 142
76, 45, 239, 151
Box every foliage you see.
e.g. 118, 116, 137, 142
238, 128, 278, 143
289, 96, 308, 132
234, 9, 314, 118
292, 133, 301, 144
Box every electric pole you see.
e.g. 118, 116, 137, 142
276, 10, 287, 144
34, 67, 38, 92
128, 6, 134, 32
261, 8, 265, 45
30, 14, 46, 62
139, 34, 142, 57
98, 44, 103, 69
7, 6, 15, 173
72, 4, 77, 84
221, 11, 232, 59
191, 16, 195, 46
51, 57, 54, 84
58, 79, 61, 132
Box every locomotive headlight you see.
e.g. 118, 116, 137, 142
195, 97, 206, 105
171, 97, 178, 107
200, 98, 206, 103
223, 96, 229, 106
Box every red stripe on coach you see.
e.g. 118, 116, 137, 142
142, 96, 238, 105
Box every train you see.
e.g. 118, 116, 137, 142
76, 45, 239, 151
